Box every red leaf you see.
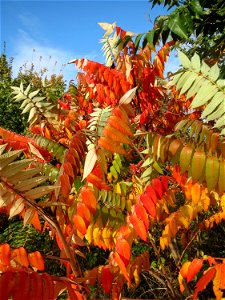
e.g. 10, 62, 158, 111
193, 268, 216, 299
63, 162, 74, 178
101, 266, 114, 294
145, 185, 157, 204
116, 238, 131, 267
134, 204, 149, 230
152, 178, 164, 199
60, 174, 71, 198
0, 270, 16, 300
161, 176, 168, 193
12, 271, 30, 300
187, 258, 203, 283
129, 213, 147, 241
42, 273, 54, 300
28, 271, 43, 300
140, 193, 156, 219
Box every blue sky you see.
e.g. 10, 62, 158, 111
1, 0, 179, 84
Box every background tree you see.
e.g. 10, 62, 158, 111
147, 0, 225, 75
0, 52, 66, 134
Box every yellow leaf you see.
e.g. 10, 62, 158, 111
115, 183, 122, 194
191, 183, 201, 205
221, 194, 225, 211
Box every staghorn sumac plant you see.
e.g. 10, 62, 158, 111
0, 21, 225, 300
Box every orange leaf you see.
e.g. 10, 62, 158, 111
98, 136, 126, 155
30, 211, 42, 232
81, 187, 97, 214
86, 173, 110, 190
0, 243, 10, 268
76, 202, 92, 226
11, 247, 29, 268
113, 252, 131, 284
191, 183, 201, 205
28, 251, 45, 271
116, 238, 131, 267
180, 261, 191, 278
73, 215, 87, 235
193, 268, 216, 299
112, 107, 129, 123
213, 263, 225, 298
129, 213, 147, 241
101, 266, 114, 294
103, 124, 132, 145
107, 115, 133, 137
187, 258, 203, 282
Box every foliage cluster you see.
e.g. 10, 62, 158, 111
0, 7, 225, 300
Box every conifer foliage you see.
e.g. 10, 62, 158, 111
0, 21, 225, 299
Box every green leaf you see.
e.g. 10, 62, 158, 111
205, 156, 219, 191
14, 176, 48, 192
191, 149, 206, 182
167, 13, 189, 39
134, 34, 143, 52
29, 90, 40, 99
24, 186, 56, 200
82, 147, 97, 180
0, 144, 7, 155
186, 76, 204, 99
208, 63, 220, 81
8, 168, 41, 183
9, 198, 25, 219
0, 159, 33, 178
180, 73, 198, 95
202, 92, 224, 118
190, 0, 203, 15
22, 103, 34, 114
180, 144, 194, 173
206, 101, 225, 121
153, 161, 163, 174
191, 83, 218, 108
176, 71, 193, 91
28, 107, 37, 123
214, 115, 225, 129
201, 61, 210, 76
119, 87, 137, 105
191, 53, 201, 72
0, 150, 23, 171
178, 51, 191, 68
146, 30, 155, 47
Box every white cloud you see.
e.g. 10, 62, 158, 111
11, 28, 100, 85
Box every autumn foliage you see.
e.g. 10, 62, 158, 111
0, 21, 225, 299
